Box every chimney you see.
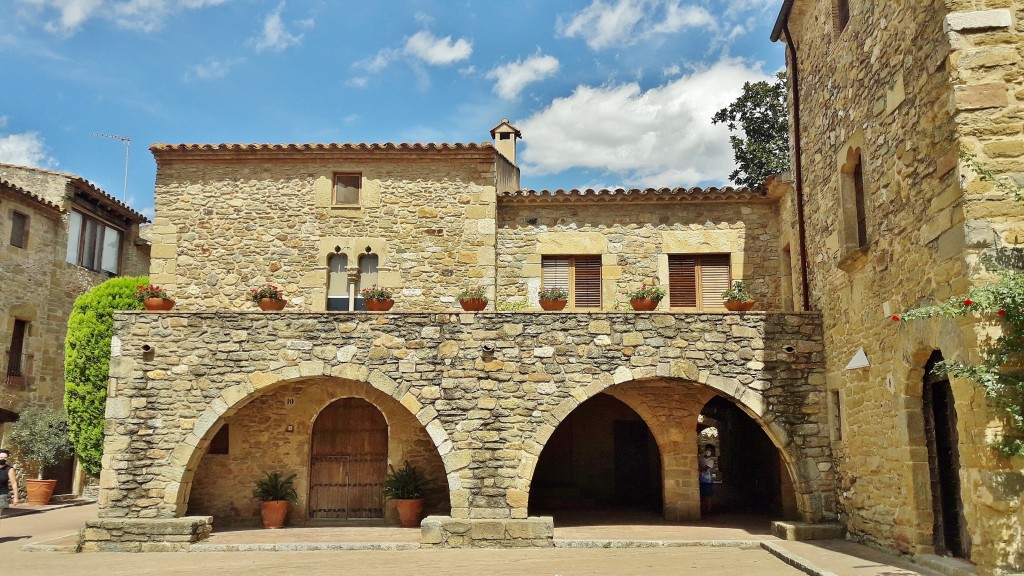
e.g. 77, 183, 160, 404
490, 118, 521, 165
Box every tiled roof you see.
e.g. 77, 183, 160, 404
500, 186, 764, 201
150, 142, 494, 153
0, 179, 63, 212
0, 162, 148, 223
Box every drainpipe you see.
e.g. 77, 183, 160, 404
777, 22, 812, 313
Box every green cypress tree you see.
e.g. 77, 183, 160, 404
64, 275, 146, 476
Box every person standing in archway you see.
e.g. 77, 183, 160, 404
699, 444, 717, 517
0, 448, 20, 525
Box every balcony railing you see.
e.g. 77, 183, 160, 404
4, 352, 30, 388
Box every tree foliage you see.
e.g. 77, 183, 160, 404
64, 275, 146, 476
8, 405, 74, 479
712, 71, 790, 189
897, 151, 1024, 457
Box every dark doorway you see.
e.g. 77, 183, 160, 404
308, 398, 388, 519
700, 396, 787, 516
923, 352, 969, 558
529, 394, 662, 517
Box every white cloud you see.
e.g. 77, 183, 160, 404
0, 129, 57, 168
486, 53, 559, 100
518, 57, 772, 187
403, 30, 472, 66
355, 48, 399, 73
347, 76, 368, 88
251, 3, 306, 53
557, 0, 715, 51
19, 0, 229, 35
186, 57, 242, 81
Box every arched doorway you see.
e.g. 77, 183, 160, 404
923, 351, 969, 558
308, 398, 388, 519
700, 396, 794, 518
529, 394, 662, 519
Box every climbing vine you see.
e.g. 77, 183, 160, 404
893, 150, 1024, 457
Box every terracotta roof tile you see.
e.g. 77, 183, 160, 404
500, 187, 764, 201
0, 162, 148, 222
150, 142, 494, 153
0, 179, 63, 212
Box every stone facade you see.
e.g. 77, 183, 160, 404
0, 167, 149, 454
780, 0, 1024, 572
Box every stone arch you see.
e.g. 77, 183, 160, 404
169, 363, 455, 516
519, 368, 813, 521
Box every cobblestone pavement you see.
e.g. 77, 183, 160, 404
0, 504, 952, 576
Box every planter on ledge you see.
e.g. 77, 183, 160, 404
143, 298, 175, 312
629, 298, 660, 311
724, 300, 755, 312
257, 298, 287, 312
365, 298, 395, 312
539, 299, 567, 311
459, 298, 488, 312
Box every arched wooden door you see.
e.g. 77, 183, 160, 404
309, 398, 388, 519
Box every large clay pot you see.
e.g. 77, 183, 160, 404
143, 298, 175, 312
365, 298, 395, 312
459, 298, 487, 312
25, 478, 57, 506
724, 300, 755, 312
395, 498, 424, 528
629, 298, 660, 311
260, 500, 290, 529
257, 298, 287, 312
539, 299, 567, 311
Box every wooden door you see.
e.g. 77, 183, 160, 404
309, 398, 388, 519
923, 353, 969, 558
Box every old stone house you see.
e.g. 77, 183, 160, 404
0, 163, 150, 492
773, 0, 1023, 573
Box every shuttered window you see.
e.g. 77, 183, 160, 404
668, 254, 731, 310
542, 256, 602, 310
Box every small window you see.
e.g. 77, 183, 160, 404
10, 211, 28, 248
839, 147, 869, 254
6, 319, 28, 377
334, 174, 361, 206
66, 210, 122, 274
830, 390, 843, 441
209, 424, 229, 455
668, 254, 731, 310
542, 256, 602, 310
835, 0, 850, 33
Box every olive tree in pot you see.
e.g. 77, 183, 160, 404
8, 405, 74, 505
383, 461, 429, 528
252, 472, 298, 529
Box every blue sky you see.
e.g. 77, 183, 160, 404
1, 0, 785, 218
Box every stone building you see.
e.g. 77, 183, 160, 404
0, 164, 150, 491
89, 122, 835, 551
773, 0, 1023, 573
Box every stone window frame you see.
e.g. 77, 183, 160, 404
65, 208, 124, 275
333, 173, 362, 207
540, 255, 602, 310
833, 0, 851, 35
5, 318, 29, 381
828, 389, 844, 443
9, 210, 29, 249
321, 239, 392, 312
666, 253, 732, 312
837, 131, 871, 272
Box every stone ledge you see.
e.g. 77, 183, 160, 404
81, 516, 213, 552
421, 515, 553, 548
944, 10, 1012, 33
770, 521, 846, 541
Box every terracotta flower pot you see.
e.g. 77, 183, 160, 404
459, 298, 487, 312
143, 298, 175, 312
539, 299, 567, 311
629, 298, 660, 311
394, 498, 424, 528
724, 300, 755, 312
365, 298, 395, 311
257, 298, 287, 311
25, 478, 57, 506
260, 500, 290, 529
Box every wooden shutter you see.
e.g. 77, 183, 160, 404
699, 254, 732, 310
541, 256, 570, 292
573, 257, 602, 309
669, 255, 697, 308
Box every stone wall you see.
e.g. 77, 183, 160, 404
148, 148, 500, 312
786, 0, 1023, 571
98, 310, 832, 544
495, 195, 783, 311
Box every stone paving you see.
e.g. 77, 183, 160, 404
0, 504, 962, 576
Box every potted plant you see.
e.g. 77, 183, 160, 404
135, 284, 174, 312
8, 406, 74, 505
252, 472, 297, 529
250, 284, 287, 311
360, 284, 395, 311
382, 461, 429, 528
722, 280, 755, 311
627, 283, 666, 311
457, 287, 488, 312
538, 286, 569, 311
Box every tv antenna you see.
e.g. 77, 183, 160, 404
91, 132, 131, 202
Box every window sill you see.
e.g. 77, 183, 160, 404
837, 245, 869, 273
